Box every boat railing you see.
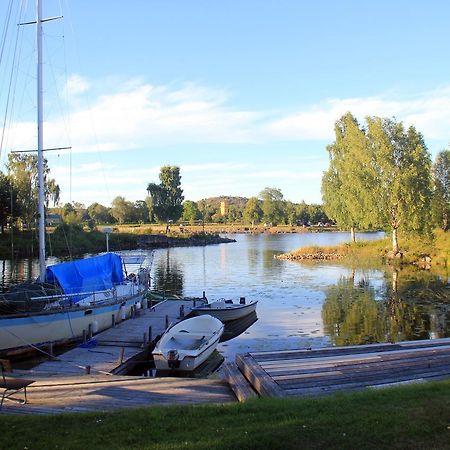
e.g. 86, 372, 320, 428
30, 289, 115, 302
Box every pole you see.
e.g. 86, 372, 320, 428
37, 0, 46, 281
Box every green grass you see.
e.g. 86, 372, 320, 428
1, 380, 449, 449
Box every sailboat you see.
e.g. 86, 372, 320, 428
0, 1, 150, 358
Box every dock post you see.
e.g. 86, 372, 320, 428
85, 365, 91, 375
203, 291, 206, 300
148, 326, 152, 342
143, 332, 148, 346
88, 323, 93, 339
112, 314, 116, 328
149, 298, 152, 309
165, 315, 169, 329
131, 306, 135, 319
82, 329, 87, 343
48, 343, 54, 360
179, 305, 185, 319
117, 347, 125, 365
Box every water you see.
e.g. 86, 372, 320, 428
149, 232, 450, 361
2, 232, 449, 363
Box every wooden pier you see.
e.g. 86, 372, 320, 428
30, 299, 198, 377
235, 338, 450, 398
0, 374, 234, 414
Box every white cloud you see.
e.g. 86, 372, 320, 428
66, 74, 90, 96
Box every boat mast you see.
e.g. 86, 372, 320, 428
37, 0, 46, 281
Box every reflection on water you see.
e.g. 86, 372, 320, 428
1, 232, 449, 362
323, 270, 450, 346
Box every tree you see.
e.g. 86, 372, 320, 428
0, 172, 14, 233
134, 200, 149, 223
431, 150, 450, 231
322, 113, 377, 242
259, 187, 286, 225
182, 200, 201, 224
243, 197, 263, 226
367, 117, 433, 253
6, 153, 60, 228
110, 196, 135, 224
87, 202, 114, 224
147, 166, 184, 223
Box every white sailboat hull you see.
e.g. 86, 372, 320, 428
0, 282, 146, 357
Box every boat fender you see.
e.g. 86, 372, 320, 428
92, 320, 99, 333
120, 305, 126, 320
135, 301, 141, 310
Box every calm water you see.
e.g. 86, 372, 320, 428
149, 232, 450, 361
2, 232, 449, 363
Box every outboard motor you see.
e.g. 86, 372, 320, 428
167, 349, 180, 369
239, 297, 246, 304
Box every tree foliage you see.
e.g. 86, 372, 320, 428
322, 114, 433, 253
6, 153, 60, 228
431, 150, 450, 231
259, 187, 286, 225
147, 166, 184, 223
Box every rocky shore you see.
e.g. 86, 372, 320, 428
274, 251, 345, 261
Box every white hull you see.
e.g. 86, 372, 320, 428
153, 315, 224, 371
0, 282, 146, 356
191, 300, 258, 322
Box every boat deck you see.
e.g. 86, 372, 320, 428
0, 373, 234, 414
29, 299, 198, 376
236, 338, 450, 398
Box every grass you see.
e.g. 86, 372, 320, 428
0, 380, 449, 449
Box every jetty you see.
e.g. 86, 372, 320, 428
234, 338, 450, 398
29, 298, 201, 376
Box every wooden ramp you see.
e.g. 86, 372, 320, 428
236, 338, 450, 398
0, 374, 234, 415
30, 300, 196, 377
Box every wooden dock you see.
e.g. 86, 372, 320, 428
236, 338, 450, 398
30, 299, 197, 377
0, 374, 235, 415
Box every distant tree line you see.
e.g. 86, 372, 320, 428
321, 113, 450, 253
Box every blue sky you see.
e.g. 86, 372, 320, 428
1, 0, 450, 207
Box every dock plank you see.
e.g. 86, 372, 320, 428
236, 338, 450, 398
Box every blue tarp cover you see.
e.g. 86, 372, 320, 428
45, 253, 124, 300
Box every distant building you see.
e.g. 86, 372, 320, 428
220, 201, 228, 216
46, 214, 62, 225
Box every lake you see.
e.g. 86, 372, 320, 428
1, 231, 449, 363
148, 232, 450, 361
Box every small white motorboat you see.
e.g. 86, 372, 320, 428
191, 298, 258, 322
152, 315, 224, 371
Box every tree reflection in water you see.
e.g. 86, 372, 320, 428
152, 249, 184, 295
322, 268, 450, 346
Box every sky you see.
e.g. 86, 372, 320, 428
1, 0, 450, 207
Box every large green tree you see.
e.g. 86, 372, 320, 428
7, 153, 60, 228
367, 117, 432, 253
243, 197, 263, 226
182, 200, 201, 224
147, 166, 184, 223
322, 113, 377, 242
87, 202, 114, 224
431, 150, 450, 231
0, 172, 14, 233
259, 187, 285, 225
110, 196, 136, 224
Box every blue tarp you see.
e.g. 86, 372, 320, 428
45, 253, 124, 301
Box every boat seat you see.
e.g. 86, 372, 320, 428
0, 359, 35, 409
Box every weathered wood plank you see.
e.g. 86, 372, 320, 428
236, 353, 284, 398
222, 362, 258, 402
